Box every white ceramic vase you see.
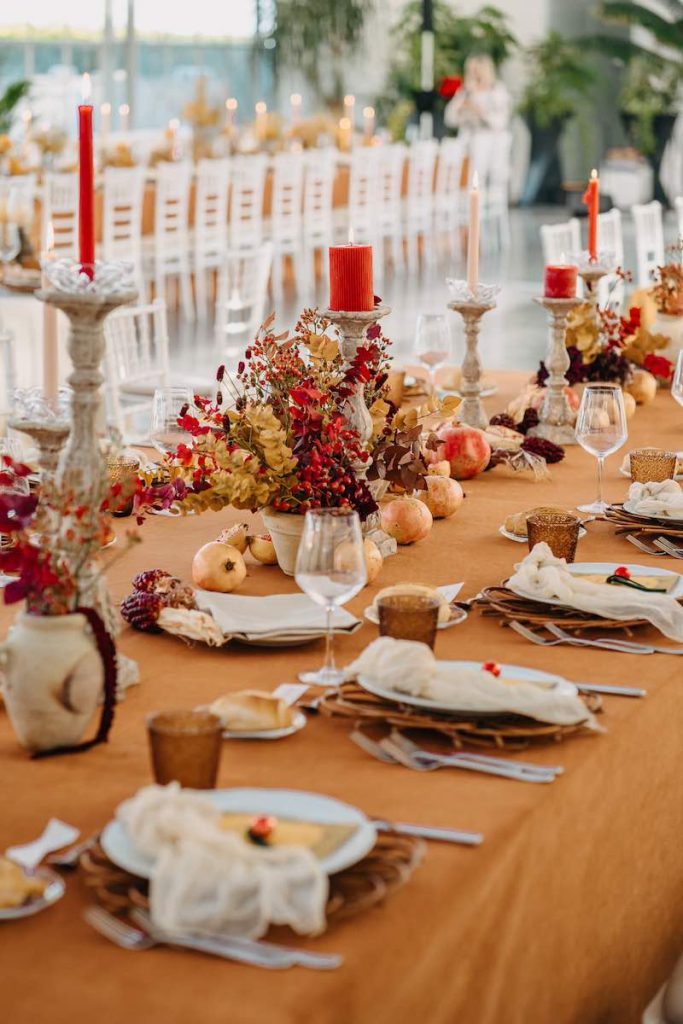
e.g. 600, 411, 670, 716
0, 612, 103, 753
261, 508, 306, 576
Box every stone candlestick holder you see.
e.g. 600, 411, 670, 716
324, 304, 397, 557
528, 297, 584, 445
447, 281, 499, 430
8, 388, 71, 480
576, 252, 615, 317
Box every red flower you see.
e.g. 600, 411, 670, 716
643, 353, 673, 381
439, 76, 463, 99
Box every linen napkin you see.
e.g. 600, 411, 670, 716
6, 819, 80, 870
194, 591, 361, 639
117, 784, 327, 940
508, 542, 683, 642
626, 480, 683, 521
345, 636, 596, 727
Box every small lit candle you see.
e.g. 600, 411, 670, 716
329, 235, 374, 312
544, 264, 578, 299
118, 103, 130, 132
78, 84, 95, 280
290, 92, 302, 126
41, 223, 59, 402
338, 116, 352, 152
343, 94, 355, 126
466, 171, 480, 298
100, 102, 111, 139
362, 106, 375, 141
583, 168, 599, 263
225, 97, 238, 128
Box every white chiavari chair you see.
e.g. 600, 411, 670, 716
346, 147, 380, 276
540, 219, 584, 298
632, 200, 665, 286
404, 139, 437, 272
597, 207, 625, 308
434, 137, 467, 261
102, 166, 146, 294
144, 161, 194, 320
215, 243, 273, 362
229, 154, 267, 252
269, 151, 304, 298
302, 148, 335, 294
377, 142, 407, 273
104, 298, 170, 442
193, 157, 231, 324
43, 172, 79, 256
676, 196, 683, 239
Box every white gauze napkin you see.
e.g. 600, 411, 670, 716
509, 542, 683, 642
117, 784, 327, 939
627, 480, 683, 521
195, 592, 360, 638
345, 637, 596, 727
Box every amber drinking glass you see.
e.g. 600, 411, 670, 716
527, 512, 581, 563
629, 448, 677, 484
147, 710, 223, 789
377, 594, 440, 649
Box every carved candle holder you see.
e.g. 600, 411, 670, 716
527, 296, 584, 445
8, 388, 71, 480
323, 304, 397, 557
446, 282, 499, 430
576, 252, 615, 320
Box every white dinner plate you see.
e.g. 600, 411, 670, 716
622, 499, 683, 523
509, 561, 683, 601
498, 524, 587, 544
222, 710, 307, 740
363, 605, 467, 629
101, 788, 376, 879
0, 867, 65, 921
358, 660, 577, 716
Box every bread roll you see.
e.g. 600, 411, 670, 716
209, 691, 294, 732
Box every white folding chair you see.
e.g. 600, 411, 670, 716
434, 137, 467, 261
597, 207, 625, 308
104, 298, 170, 442
102, 166, 146, 294
346, 148, 380, 275
632, 200, 665, 286
193, 157, 231, 324
302, 149, 335, 294
540, 219, 584, 298
144, 161, 194, 320
377, 142, 407, 273
215, 243, 273, 361
404, 140, 437, 272
676, 196, 683, 239
269, 151, 304, 298
43, 172, 79, 256
229, 154, 267, 252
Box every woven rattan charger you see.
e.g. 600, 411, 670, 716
602, 504, 683, 541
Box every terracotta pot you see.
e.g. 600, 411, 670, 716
0, 612, 103, 753
261, 508, 306, 576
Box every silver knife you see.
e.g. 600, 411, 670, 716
573, 681, 646, 698
372, 819, 483, 846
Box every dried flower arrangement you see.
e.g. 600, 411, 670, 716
652, 240, 683, 317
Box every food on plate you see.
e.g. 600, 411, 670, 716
217, 523, 250, 554
220, 814, 358, 858
192, 542, 247, 593
208, 690, 295, 732
247, 534, 278, 565
504, 506, 575, 539
380, 496, 433, 544
372, 583, 451, 624
0, 857, 47, 909
418, 475, 464, 519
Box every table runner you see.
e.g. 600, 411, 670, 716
3, 371, 683, 1024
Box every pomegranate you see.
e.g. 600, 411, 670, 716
192, 542, 247, 592
427, 460, 451, 477
419, 475, 464, 519
626, 369, 657, 405
248, 534, 278, 565
433, 425, 491, 480
381, 496, 433, 544
217, 522, 249, 554
363, 538, 383, 583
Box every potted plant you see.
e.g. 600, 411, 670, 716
518, 33, 595, 205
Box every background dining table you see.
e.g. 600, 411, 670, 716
2, 371, 683, 1024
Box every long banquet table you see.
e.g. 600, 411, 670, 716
3, 371, 683, 1024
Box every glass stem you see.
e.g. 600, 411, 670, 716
323, 604, 335, 673
596, 456, 604, 507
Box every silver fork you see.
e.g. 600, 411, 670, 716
509, 619, 655, 654
545, 622, 683, 656
654, 537, 683, 558
378, 734, 558, 784
625, 534, 661, 555
385, 731, 562, 783
84, 907, 342, 970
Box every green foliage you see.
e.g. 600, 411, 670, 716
272, 0, 370, 106
0, 80, 30, 135
518, 33, 595, 129
598, 1, 683, 53
620, 56, 680, 153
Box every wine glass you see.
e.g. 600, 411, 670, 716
150, 387, 194, 457
294, 508, 367, 686
414, 314, 452, 395
575, 384, 628, 514
672, 351, 683, 408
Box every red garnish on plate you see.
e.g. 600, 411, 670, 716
614, 566, 631, 579
247, 815, 277, 845
482, 662, 501, 678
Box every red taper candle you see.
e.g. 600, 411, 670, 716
544, 264, 578, 299
329, 243, 374, 311
582, 169, 599, 263
78, 103, 95, 279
